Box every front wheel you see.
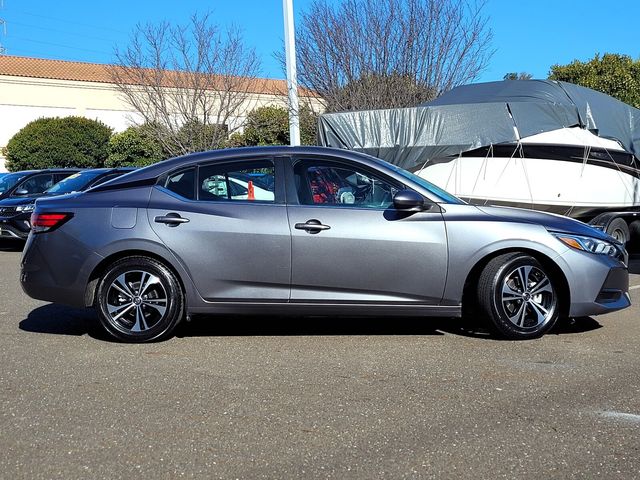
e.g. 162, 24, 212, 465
95, 256, 184, 342
477, 253, 560, 340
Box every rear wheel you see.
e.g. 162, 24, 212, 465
95, 256, 184, 342
628, 220, 640, 251
477, 253, 560, 340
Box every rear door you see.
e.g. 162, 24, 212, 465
285, 156, 448, 304
148, 157, 291, 301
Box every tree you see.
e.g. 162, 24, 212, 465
292, 0, 493, 112
106, 126, 166, 167
6, 116, 112, 171
109, 12, 262, 156
549, 53, 640, 108
242, 106, 289, 146
503, 72, 533, 80
232, 105, 319, 147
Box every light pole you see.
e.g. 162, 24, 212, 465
283, 0, 300, 146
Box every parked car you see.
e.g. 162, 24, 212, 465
0, 168, 135, 240
20, 147, 630, 343
0, 169, 82, 201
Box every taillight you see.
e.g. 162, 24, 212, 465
30, 212, 73, 233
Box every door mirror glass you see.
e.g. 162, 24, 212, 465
393, 190, 425, 211
14, 188, 29, 196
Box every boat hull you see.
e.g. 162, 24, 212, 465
417, 155, 640, 219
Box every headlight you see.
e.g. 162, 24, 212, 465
16, 204, 35, 213
552, 232, 620, 257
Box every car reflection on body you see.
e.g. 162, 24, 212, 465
20, 147, 630, 342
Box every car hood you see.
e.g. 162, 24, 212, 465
473, 205, 611, 240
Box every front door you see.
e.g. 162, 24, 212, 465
286, 158, 448, 304
148, 158, 291, 302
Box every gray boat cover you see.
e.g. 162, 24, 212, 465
317, 80, 640, 171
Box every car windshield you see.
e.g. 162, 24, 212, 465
0, 172, 28, 194
377, 161, 465, 204
45, 171, 102, 194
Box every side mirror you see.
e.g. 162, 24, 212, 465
393, 189, 425, 212
14, 188, 29, 196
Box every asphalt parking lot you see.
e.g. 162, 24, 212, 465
1, 240, 639, 479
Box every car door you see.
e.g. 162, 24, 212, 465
148, 157, 291, 302
286, 156, 448, 304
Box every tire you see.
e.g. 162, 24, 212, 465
95, 256, 184, 343
606, 218, 630, 245
477, 252, 560, 340
628, 220, 640, 250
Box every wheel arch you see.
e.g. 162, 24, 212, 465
84, 249, 190, 308
461, 247, 570, 319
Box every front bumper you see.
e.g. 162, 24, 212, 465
560, 248, 631, 317
0, 214, 31, 239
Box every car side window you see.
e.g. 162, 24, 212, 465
198, 160, 275, 202
293, 160, 399, 209
163, 168, 196, 200
14, 174, 55, 195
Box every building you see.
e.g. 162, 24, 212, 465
0, 55, 321, 172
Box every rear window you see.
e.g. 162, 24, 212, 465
46, 172, 102, 194
163, 168, 196, 200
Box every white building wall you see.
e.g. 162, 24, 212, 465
0, 74, 323, 172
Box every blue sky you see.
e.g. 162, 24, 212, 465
1, 0, 639, 82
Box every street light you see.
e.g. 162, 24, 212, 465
282, 0, 300, 146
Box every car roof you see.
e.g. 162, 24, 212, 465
92, 146, 383, 191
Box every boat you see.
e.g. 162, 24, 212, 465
318, 80, 640, 239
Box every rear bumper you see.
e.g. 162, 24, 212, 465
20, 234, 102, 308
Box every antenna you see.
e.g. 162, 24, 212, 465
0, 4, 5, 55
0, 0, 5, 55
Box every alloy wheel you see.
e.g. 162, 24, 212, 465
105, 270, 168, 333
501, 265, 556, 330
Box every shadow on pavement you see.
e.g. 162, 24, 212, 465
19, 304, 108, 340
19, 304, 602, 341
176, 315, 448, 338
550, 316, 602, 335
0, 238, 24, 252
170, 314, 601, 340
629, 254, 640, 275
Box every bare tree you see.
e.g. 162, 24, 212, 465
293, 0, 493, 112
109, 13, 262, 156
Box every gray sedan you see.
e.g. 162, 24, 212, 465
20, 146, 630, 342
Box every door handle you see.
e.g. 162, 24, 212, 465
154, 213, 190, 227
294, 219, 331, 234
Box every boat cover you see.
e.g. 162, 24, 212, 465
317, 80, 640, 170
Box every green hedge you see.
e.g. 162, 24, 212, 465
6, 116, 112, 171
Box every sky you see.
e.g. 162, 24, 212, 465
0, 0, 639, 83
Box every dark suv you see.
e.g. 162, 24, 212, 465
0, 168, 135, 239
0, 169, 81, 201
